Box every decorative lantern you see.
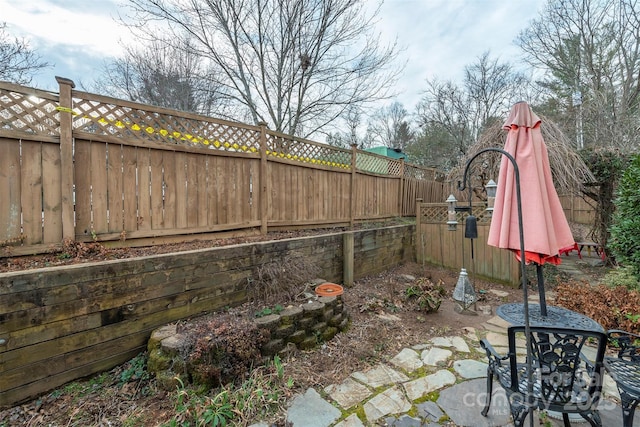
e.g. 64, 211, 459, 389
452, 268, 477, 314
446, 194, 458, 231
485, 179, 497, 216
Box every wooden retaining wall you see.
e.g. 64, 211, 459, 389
0, 225, 415, 407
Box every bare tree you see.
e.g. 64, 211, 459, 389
325, 105, 364, 148
406, 122, 457, 170
517, 0, 640, 151
0, 23, 49, 85
123, 0, 401, 137
415, 78, 471, 158
94, 36, 225, 115
465, 51, 530, 139
366, 102, 414, 150
414, 52, 531, 164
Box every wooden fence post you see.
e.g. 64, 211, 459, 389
343, 231, 354, 286
399, 158, 405, 216
416, 198, 423, 264
259, 122, 269, 234
56, 76, 75, 241
350, 144, 357, 227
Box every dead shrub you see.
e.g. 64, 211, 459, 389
555, 281, 640, 332
179, 313, 270, 388
247, 252, 321, 306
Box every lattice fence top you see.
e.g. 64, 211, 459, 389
357, 151, 402, 175
405, 164, 443, 181
419, 202, 491, 223
0, 81, 443, 178
265, 132, 351, 169
0, 86, 60, 136
72, 94, 261, 153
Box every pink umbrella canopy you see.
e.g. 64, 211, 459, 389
487, 101, 575, 265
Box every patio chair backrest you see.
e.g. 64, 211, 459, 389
506, 325, 607, 411
608, 329, 640, 361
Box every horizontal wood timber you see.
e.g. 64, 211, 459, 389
0, 225, 415, 407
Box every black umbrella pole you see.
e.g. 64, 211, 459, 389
536, 264, 547, 316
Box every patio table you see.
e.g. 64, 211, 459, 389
496, 302, 604, 332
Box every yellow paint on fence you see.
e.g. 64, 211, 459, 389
58, 106, 349, 168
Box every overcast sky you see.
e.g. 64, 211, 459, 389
1, 0, 546, 110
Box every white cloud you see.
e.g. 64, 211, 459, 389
0, 0, 545, 103
374, 0, 545, 108
1, 0, 129, 57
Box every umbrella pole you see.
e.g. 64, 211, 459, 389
536, 263, 547, 316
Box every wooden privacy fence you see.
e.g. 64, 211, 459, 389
0, 78, 445, 255
558, 195, 596, 226
416, 202, 520, 286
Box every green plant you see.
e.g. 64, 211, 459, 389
200, 391, 234, 426
255, 304, 284, 318
404, 277, 445, 313
405, 286, 420, 298
119, 353, 150, 385
605, 265, 640, 291
273, 355, 284, 380
609, 153, 640, 280
166, 379, 234, 426
625, 313, 640, 324
539, 411, 552, 427
163, 355, 293, 426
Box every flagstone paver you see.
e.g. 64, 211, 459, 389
403, 369, 456, 401
324, 377, 372, 409
453, 359, 488, 379
421, 347, 452, 366
430, 336, 470, 352
351, 364, 409, 388
389, 348, 423, 372
286, 388, 341, 427
363, 386, 411, 422
416, 400, 445, 422
333, 414, 365, 427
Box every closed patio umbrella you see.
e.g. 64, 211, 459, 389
488, 101, 575, 315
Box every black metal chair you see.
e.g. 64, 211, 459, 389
480, 325, 607, 427
604, 329, 640, 427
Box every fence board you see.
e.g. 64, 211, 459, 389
231, 158, 243, 223
0, 138, 21, 242
90, 142, 109, 234
186, 153, 198, 228
162, 151, 177, 229
137, 148, 151, 231
207, 156, 219, 225
196, 155, 208, 228
175, 151, 187, 229
149, 149, 164, 229
74, 140, 91, 238
216, 155, 228, 224
41, 142, 62, 244
122, 145, 138, 232
20, 141, 43, 245
107, 144, 123, 233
